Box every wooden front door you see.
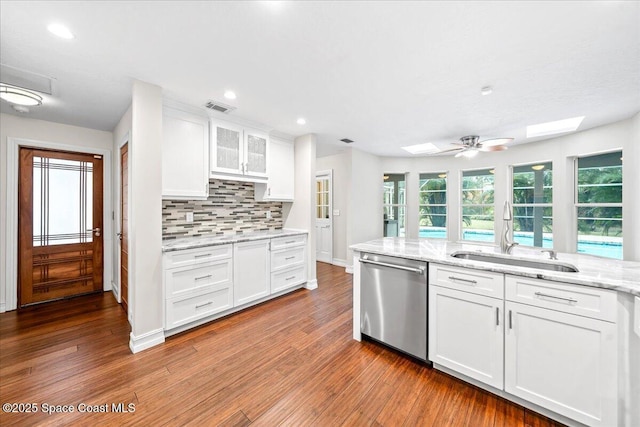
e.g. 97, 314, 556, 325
18, 148, 104, 307
120, 143, 129, 315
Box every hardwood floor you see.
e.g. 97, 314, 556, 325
0, 262, 564, 426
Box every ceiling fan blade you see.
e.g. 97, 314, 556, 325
479, 145, 508, 152
435, 147, 464, 154
480, 137, 514, 147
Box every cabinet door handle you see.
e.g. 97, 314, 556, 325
196, 301, 213, 309
285, 240, 296, 244
194, 274, 212, 281
285, 256, 295, 260
496, 307, 500, 326
448, 276, 477, 285
285, 276, 296, 281
534, 292, 577, 304
508, 310, 513, 330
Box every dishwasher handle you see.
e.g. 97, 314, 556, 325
360, 257, 425, 275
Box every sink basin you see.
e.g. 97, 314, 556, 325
450, 251, 579, 273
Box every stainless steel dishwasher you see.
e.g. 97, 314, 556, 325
360, 252, 428, 361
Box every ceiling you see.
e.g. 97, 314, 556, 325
1, 1, 639, 157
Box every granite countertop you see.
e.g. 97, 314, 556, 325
351, 238, 640, 297
162, 229, 308, 252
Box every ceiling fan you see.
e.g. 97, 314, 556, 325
439, 135, 514, 158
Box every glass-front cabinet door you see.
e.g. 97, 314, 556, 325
211, 121, 243, 174
244, 129, 268, 177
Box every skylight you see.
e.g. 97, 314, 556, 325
526, 116, 585, 138
401, 142, 439, 155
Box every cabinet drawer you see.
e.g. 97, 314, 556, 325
165, 286, 233, 330
164, 244, 232, 269
505, 275, 617, 322
165, 259, 232, 298
430, 263, 504, 298
271, 265, 306, 294
271, 246, 305, 271
271, 234, 306, 250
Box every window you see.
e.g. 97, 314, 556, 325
462, 169, 494, 242
383, 174, 406, 237
512, 162, 553, 248
576, 151, 622, 259
419, 173, 447, 238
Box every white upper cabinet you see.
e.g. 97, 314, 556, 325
255, 136, 295, 202
162, 107, 210, 200
210, 119, 268, 182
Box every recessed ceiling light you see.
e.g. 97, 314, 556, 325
401, 142, 439, 155
531, 164, 545, 171
223, 90, 236, 100
526, 116, 585, 138
0, 84, 43, 106
47, 23, 74, 39
481, 86, 493, 96
296, 118, 306, 125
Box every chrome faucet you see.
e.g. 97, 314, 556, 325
541, 249, 558, 260
500, 201, 519, 254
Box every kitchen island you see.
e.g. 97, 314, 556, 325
351, 238, 640, 427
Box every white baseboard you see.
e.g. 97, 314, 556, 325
332, 258, 347, 268
345, 265, 353, 274
129, 328, 165, 354
0, 303, 5, 313
111, 281, 120, 302
305, 279, 318, 290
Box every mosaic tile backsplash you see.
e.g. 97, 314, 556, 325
162, 180, 283, 239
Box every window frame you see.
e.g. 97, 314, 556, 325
418, 172, 448, 239
460, 168, 495, 243
383, 173, 407, 237
574, 150, 623, 259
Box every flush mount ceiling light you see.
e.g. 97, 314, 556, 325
401, 142, 439, 155
531, 164, 546, 171
527, 116, 585, 138
223, 90, 236, 100
47, 23, 74, 39
481, 86, 493, 96
296, 118, 306, 125
0, 84, 43, 106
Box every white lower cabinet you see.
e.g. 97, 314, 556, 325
233, 239, 271, 306
429, 285, 504, 389
429, 264, 618, 427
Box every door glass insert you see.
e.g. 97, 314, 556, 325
33, 156, 93, 246
216, 127, 240, 169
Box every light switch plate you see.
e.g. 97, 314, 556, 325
333, 209, 340, 216
186, 212, 194, 223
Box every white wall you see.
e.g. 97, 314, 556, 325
128, 81, 164, 352
316, 151, 351, 264
378, 116, 638, 259
0, 113, 113, 312
284, 134, 318, 287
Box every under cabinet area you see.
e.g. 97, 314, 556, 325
429, 264, 618, 427
210, 119, 268, 182
161, 107, 210, 200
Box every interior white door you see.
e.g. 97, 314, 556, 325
315, 171, 332, 264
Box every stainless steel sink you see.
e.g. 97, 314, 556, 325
450, 251, 579, 273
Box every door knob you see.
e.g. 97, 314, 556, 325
116, 232, 123, 241
87, 228, 101, 237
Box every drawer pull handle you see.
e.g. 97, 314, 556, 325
285, 256, 296, 260
496, 307, 500, 326
285, 276, 296, 281
534, 292, 577, 303
194, 274, 212, 281
448, 276, 477, 285
285, 240, 296, 244
195, 254, 212, 258
196, 301, 213, 309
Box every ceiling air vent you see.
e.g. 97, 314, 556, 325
340, 138, 354, 144
204, 100, 236, 114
